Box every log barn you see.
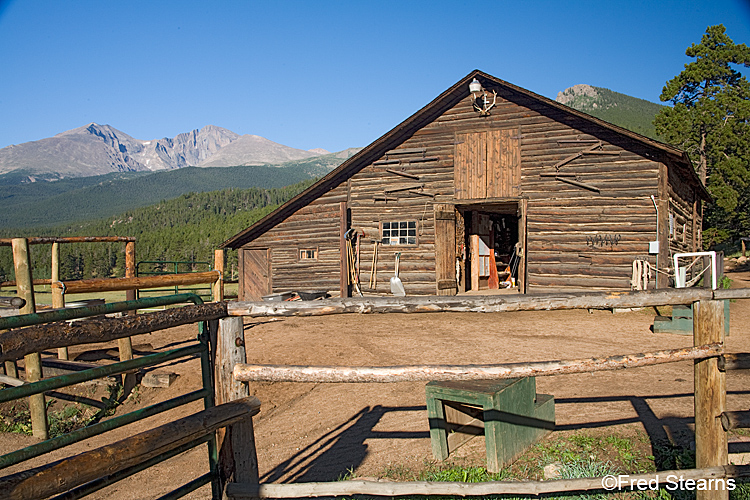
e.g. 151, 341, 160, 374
222, 70, 710, 299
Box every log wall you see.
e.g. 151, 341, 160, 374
241, 186, 347, 296
239, 82, 702, 295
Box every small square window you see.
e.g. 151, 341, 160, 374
299, 248, 318, 260
380, 220, 418, 246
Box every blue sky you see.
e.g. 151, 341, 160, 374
1, 0, 749, 153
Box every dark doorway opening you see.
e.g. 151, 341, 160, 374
459, 203, 524, 293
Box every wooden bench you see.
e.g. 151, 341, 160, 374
654, 301, 730, 336
426, 377, 554, 472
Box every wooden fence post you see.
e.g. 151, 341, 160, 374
214, 249, 225, 302
12, 238, 49, 440
694, 299, 728, 500
214, 316, 259, 497
119, 241, 136, 391
51, 242, 68, 360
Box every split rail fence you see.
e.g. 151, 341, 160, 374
223, 287, 750, 500
1, 284, 750, 499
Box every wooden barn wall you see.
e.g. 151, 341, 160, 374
241, 185, 347, 295
238, 82, 700, 295
667, 162, 702, 254
347, 87, 666, 293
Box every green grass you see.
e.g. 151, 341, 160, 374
0, 383, 123, 439
367, 428, 724, 500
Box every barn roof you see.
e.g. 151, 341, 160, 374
222, 69, 709, 250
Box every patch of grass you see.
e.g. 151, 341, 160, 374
731, 480, 750, 500
419, 464, 504, 482
719, 275, 734, 290
0, 383, 124, 439
652, 440, 695, 471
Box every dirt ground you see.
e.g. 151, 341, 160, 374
2, 267, 750, 498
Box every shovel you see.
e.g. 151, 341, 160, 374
390, 252, 405, 296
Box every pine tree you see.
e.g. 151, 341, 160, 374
654, 24, 750, 242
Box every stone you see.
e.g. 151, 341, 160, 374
141, 371, 177, 388
543, 462, 563, 479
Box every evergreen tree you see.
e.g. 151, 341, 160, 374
654, 24, 750, 243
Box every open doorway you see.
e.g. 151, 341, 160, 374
458, 203, 525, 293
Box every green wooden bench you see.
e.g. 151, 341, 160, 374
426, 377, 554, 472
653, 300, 730, 336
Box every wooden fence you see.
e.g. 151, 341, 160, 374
221, 288, 750, 500
0, 297, 255, 500
1, 287, 749, 499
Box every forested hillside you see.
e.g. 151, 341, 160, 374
0, 180, 314, 283
0, 163, 333, 228
557, 84, 665, 139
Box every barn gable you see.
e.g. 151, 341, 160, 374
223, 70, 709, 299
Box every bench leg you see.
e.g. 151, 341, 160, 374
426, 397, 449, 461
483, 405, 502, 473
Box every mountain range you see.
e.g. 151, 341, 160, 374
0, 84, 666, 229
0, 123, 332, 182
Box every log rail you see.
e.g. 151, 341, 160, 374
226, 464, 750, 498
228, 287, 750, 317
234, 344, 723, 383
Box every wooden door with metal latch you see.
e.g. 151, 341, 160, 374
240, 248, 271, 300
434, 204, 457, 295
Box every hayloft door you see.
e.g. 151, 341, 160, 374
434, 204, 457, 295
240, 248, 271, 300
455, 129, 520, 199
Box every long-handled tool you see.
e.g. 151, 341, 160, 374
369, 241, 379, 290
390, 252, 405, 296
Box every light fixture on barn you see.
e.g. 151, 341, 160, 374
469, 78, 496, 116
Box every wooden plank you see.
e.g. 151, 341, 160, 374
454, 133, 470, 199
385, 168, 420, 180
470, 234, 480, 291
487, 129, 503, 198
720, 411, 750, 431
434, 204, 457, 296
472, 132, 487, 199
0, 236, 136, 246
519, 198, 528, 293
693, 299, 728, 500
120, 240, 136, 391
385, 147, 427, 156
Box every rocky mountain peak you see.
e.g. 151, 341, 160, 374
556, 84, 599, 106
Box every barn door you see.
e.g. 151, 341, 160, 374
455, 129, 520, 199
434, 204, 457, 295
240, 248, 271, 300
